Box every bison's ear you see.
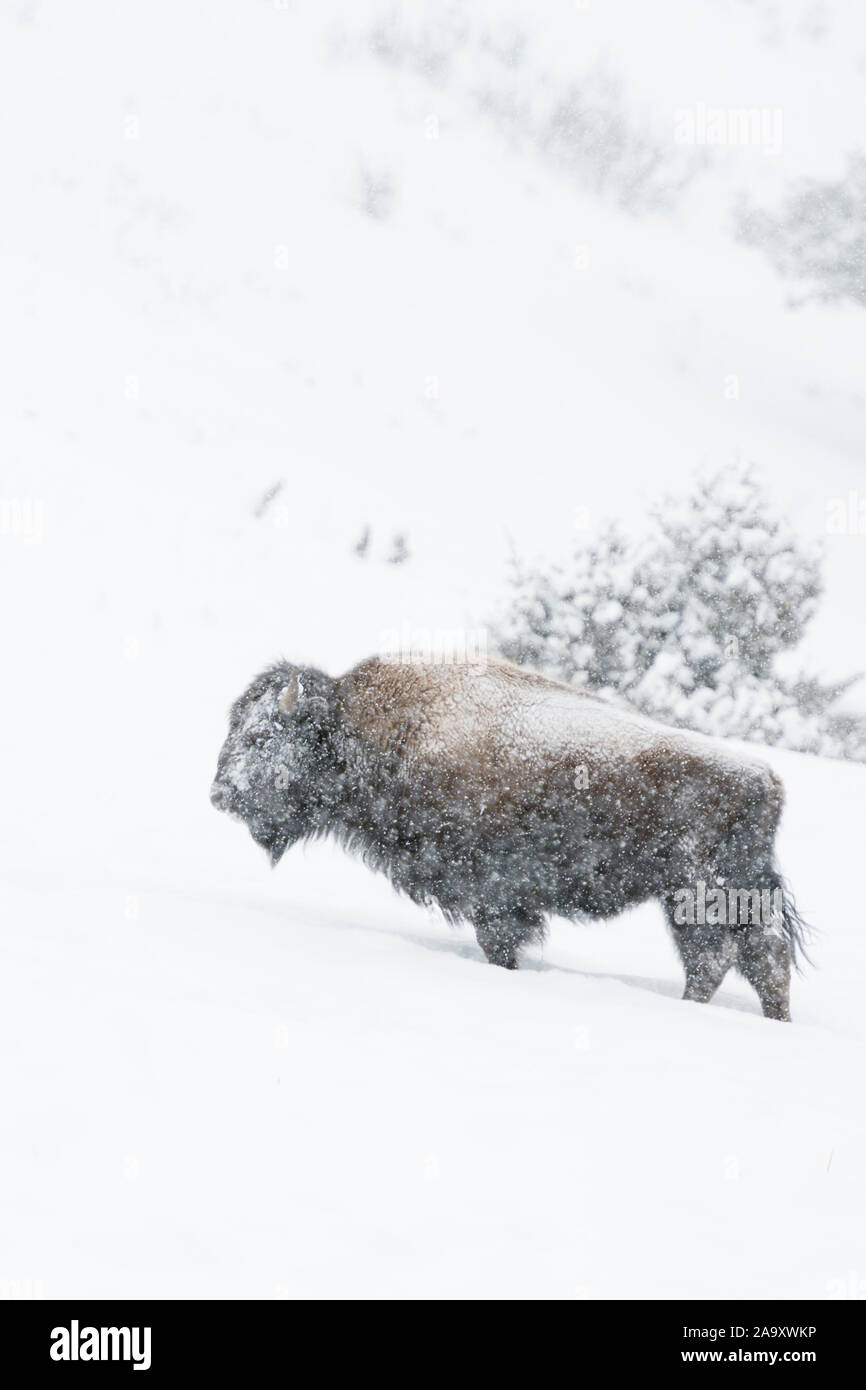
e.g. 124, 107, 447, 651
277, 674, 299, 716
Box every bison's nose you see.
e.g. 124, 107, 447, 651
210, 780, 232, 811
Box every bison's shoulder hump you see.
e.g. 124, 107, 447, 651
336, 656, 666, 763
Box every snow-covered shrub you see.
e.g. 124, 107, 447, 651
334, 4, 704, 213
494, 465, 866, 760
737, 152, 866, 307
358, 162, 398, 220
538, 68, 701, 213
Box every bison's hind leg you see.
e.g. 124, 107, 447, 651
735, 929, 791, 1022
472, 908, 543, 970
663, 904, 792, 1021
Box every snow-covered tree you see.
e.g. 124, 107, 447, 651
497, 524, 642, 691
493, 465, 866, 760
628, 464, 823, 725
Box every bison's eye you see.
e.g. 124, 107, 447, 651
248, 730, 270, 749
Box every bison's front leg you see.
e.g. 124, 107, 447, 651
472, 909, 541, 971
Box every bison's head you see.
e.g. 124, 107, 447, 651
210, 663, 336, 864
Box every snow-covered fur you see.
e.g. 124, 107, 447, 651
211, 656, 808, 1020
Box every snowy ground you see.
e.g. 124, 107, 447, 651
2, 1, 866, 1299
3, 745, 866, 1299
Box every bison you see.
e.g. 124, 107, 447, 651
210, 655, 808, 1020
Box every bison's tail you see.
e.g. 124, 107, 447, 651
774, 873, 813, 973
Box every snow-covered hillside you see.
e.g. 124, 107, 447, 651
2, 0, 866, 1298
3, 745, 866, 1299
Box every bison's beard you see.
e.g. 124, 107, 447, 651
246, 818, 297, 865
210, 780, 306, 865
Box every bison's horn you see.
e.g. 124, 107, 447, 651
277, 674, 299, 715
